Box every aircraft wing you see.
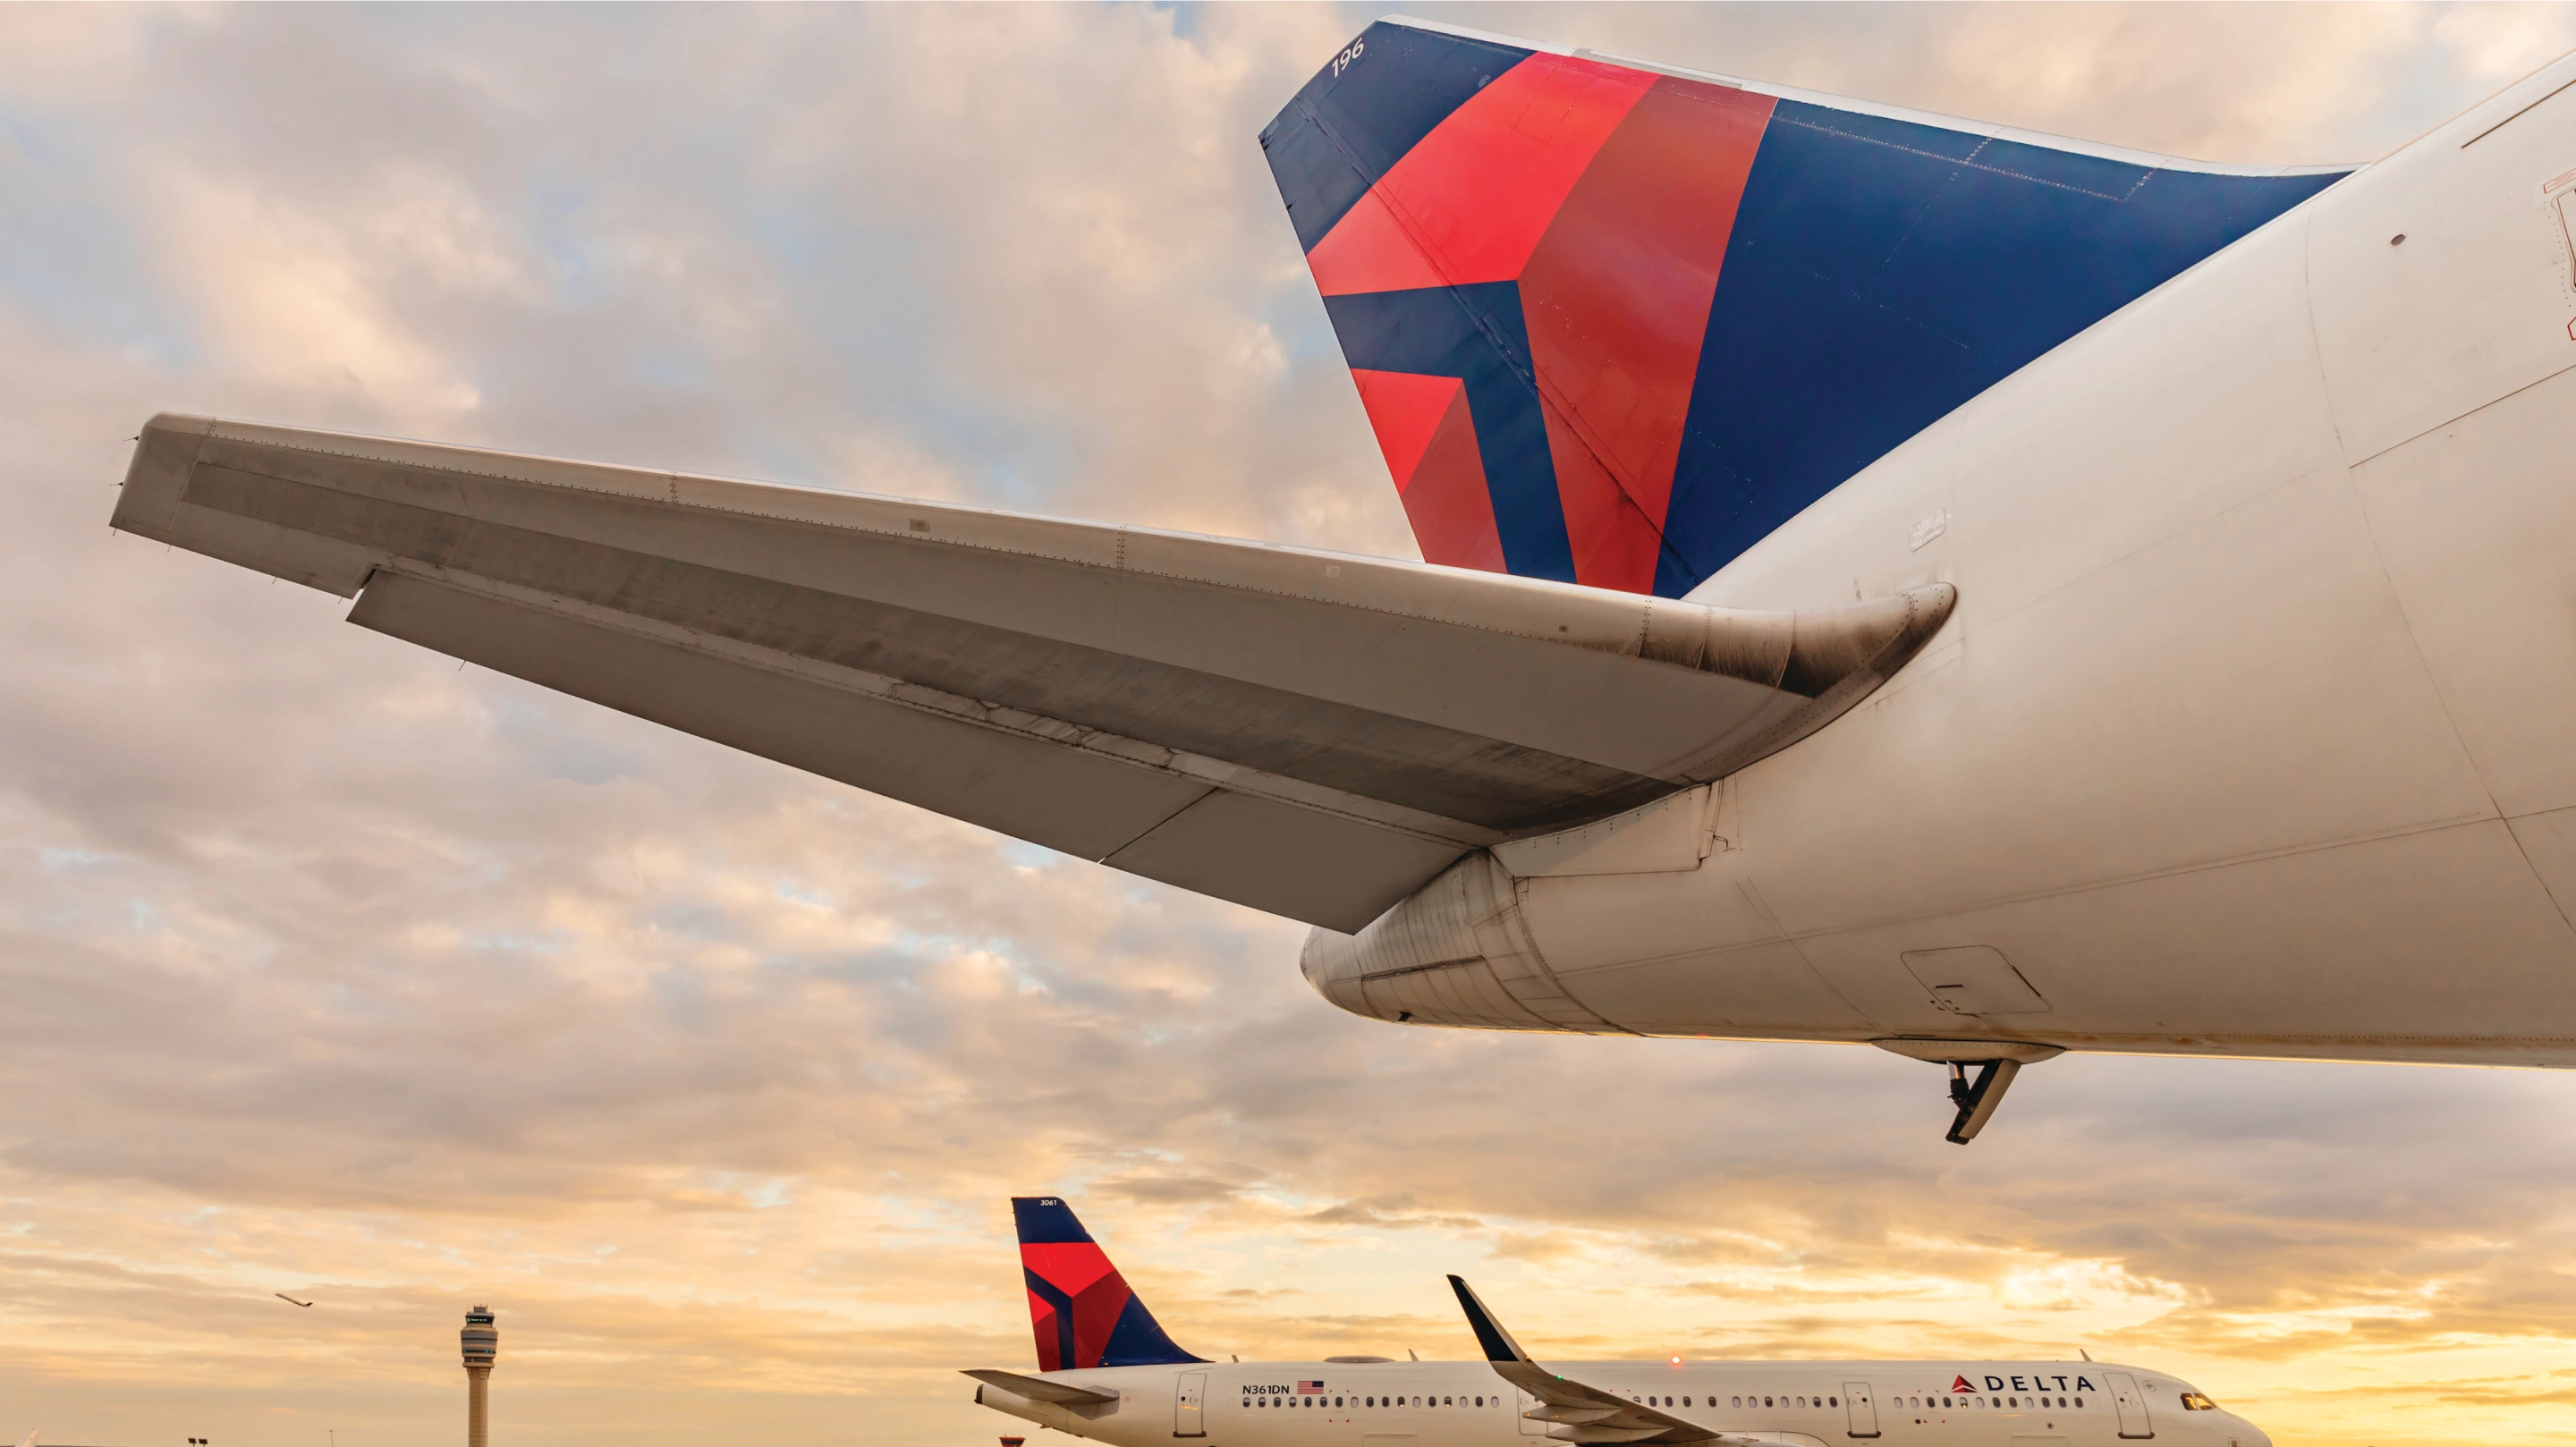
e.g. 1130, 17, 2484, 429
962, 1369, 1120, 1407
110, 414, 1951, 930
1449, 1275, 1758, 1446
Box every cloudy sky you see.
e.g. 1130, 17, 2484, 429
6, 4, 2576, 1447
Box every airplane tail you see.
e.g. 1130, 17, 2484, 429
1261, 17, 2349, 597
1013, 1196, 1203, 1371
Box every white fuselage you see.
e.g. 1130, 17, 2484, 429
1303, 53, 2576, 1069
974, 1358, 2265, 1447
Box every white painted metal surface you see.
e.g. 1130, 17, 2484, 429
970, 1358, 2248, 1447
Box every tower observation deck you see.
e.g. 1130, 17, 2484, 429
461, 1305, 498, 1447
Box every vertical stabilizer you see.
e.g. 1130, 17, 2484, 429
1013, 1196, 1203, 1370
1262, 17, 2351, 597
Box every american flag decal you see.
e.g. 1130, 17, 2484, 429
1299, 1381, 1325, 1393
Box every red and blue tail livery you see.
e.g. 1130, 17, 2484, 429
1261, 17, 2350, 597
1013, 1196, 1203, 1371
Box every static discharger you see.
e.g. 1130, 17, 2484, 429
462, 1305, 498, 1447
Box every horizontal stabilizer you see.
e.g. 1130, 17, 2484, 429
962, 1370, 1120, 1407
112, 414, 1951, 930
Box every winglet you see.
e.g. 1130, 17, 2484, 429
21, 1431, 40, 1447
1447, 1275, 1533, 1365
1445, 1279, 1733, 1446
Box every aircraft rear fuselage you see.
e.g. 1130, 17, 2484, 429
1301, 39, 2576, 1074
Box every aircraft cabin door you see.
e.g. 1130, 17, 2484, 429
1515, 1390, 1546, 1435
2106, 1372, 2152, 1439
1843, 1382, 1880, 1438
1175, 1371, 1207, 1437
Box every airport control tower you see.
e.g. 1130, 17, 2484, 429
461, 1304, 498, 1447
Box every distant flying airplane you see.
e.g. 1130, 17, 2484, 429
275, 1292, 314, 1307
967, 1197, 2264, 1447
108, 15, 2576, 1138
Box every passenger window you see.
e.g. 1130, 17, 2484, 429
1830, 1398, 1839, 1408
1732, 1397, 1742, 1408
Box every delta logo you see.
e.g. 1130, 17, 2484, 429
1950, 1373, 2100, 1394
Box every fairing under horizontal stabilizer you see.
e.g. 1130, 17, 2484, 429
1261, 17, 2352, 597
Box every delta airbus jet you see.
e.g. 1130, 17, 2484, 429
968, 1197, 2267, 1447
108, 17, 2576, 1136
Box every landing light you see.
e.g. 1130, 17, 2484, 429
1669, 1355, 1683, 1367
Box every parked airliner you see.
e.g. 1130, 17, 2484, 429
968, 1198, 2266, 1447
108, 16, 2576, 1136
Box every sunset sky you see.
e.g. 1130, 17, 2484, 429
6, 5, 2576, 1447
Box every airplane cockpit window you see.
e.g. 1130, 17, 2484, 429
2180, 1392, 2218, 1411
